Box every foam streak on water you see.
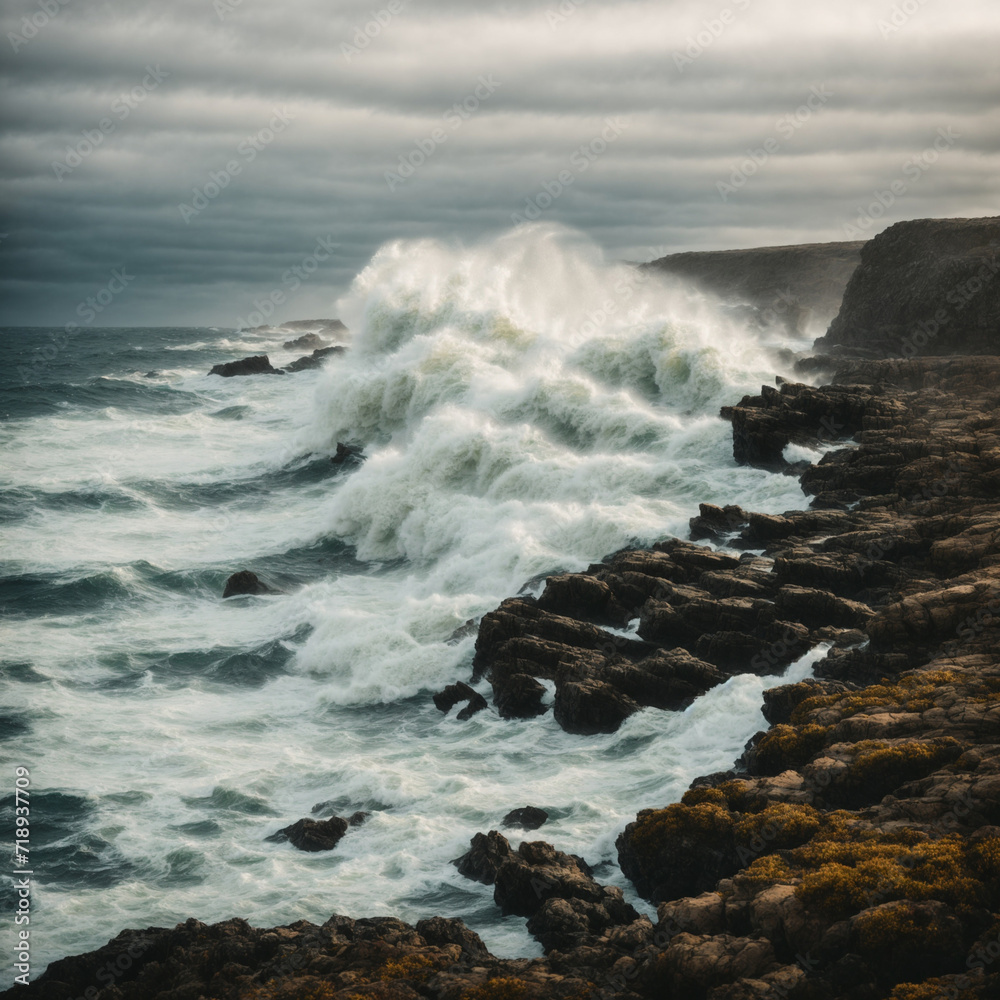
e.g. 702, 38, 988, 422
2, 225, 812, 971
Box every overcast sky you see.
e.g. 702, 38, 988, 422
1, 0, 998, 327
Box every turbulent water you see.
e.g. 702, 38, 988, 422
2, 225, 824, 972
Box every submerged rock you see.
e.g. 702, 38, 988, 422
432, 681, 488, 720
271, 811, 367, 852
221, 569, 277, 598
208, 354, 284, 377
501, 806, 548, 830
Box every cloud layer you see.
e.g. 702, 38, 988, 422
2, 0, 998, 326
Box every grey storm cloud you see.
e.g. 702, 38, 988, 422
1, 0, 998, 326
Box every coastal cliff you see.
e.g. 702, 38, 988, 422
9, 218, 999, 1000
814, 217, 999, 357
646, 240, 866, 336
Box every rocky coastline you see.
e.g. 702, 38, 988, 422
8, 218, 999, 1000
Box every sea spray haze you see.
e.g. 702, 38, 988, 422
3, 225, 813, 972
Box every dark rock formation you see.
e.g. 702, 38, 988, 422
222, 570, 277, 599
5, 913, 619, 1000
502, 806, 549, 830
451, 830, 513, 885
612, 351, 1000, 1000
270, 811, 367, 852
453, 831, 643, 955
285, 345, 346, 372
646, 239, 865, 335
209, 355, 284, 377
815, 216, 1000, 357
432, 680, 488, 720
282, 332, 327, 351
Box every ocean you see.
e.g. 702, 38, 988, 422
1, 225, 825, 972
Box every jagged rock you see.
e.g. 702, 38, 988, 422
774, 585, 874, 629
690, 503, 749, 542
502, 806, 548, 830
272, 815, 350, 852
433, 681, 488, 720
285, 345, 346, 372
553, 678, 639, 734
451, 830, 512, 885
413, 916, 490, 960
209, 354, 284, 376
222, 569, 277, 598
493, 839, 640, 951
8, 911, 605, 1000
601, 651, 726, 711
282, 332, 328, 351
536, 572, 629, 626
493, 672, 548, 719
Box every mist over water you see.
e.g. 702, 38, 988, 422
2, 225, 815, 971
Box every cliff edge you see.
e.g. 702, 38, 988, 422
814, 216, 1000, 357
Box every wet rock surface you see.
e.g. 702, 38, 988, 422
502, 806, 549, 830
267, 811, 367, 853
433, 680, 488, 720
285, 344, 346, 372
209, 354, 285, 377
222, 569, 278, 598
